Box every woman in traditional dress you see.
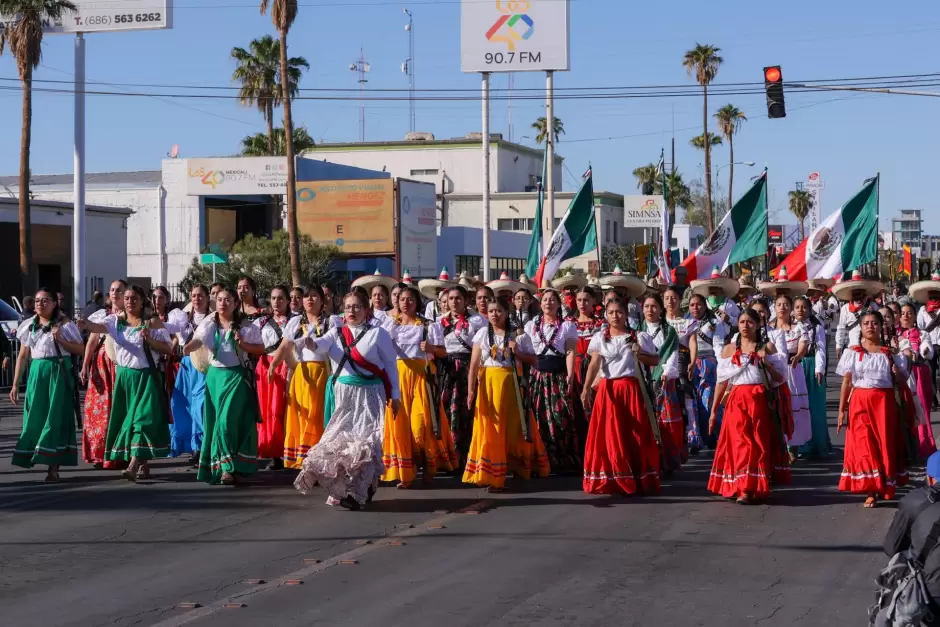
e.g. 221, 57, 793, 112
899, 301, 937, 458
289, 286, 305, 316
9, 289, 84, 482
428, 286, 488, 466
209, 282, 224, 312
182, 288, 265, 485
707, 307, 790, 504
511, 287, 535, 335
351, 270, 396, 325
419, 268, 456, 321
517, 287, 582, 473
388, 282, 404, 319
663, 285, 697, 462
80, 279, 126, 468
474, 285, 495, 317
770, 293, 811, 462
837, 310, 915, 507
581, 297, 661, 495
254, 285, 293, 470
150, 286, 177, 420
793, 295, 832, 459
236, 276, 264, 322
572, 286, 602, 410
381, 286, 457, 487
166, 284, 210, 461
687, 293, 729, 452
464, 296, 549, 491
293, 290, 401, 510
638, 293, 685, 474
79, 285, 173, 481
268, 284, 341, 468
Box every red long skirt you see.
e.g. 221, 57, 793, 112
583, 376, 660, 495
707, 384, 790, 499
82, 342, 122, 468
254, 355, 288, 459
839, 387, 909, 500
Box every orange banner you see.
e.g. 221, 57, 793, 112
296, 179, 395, 255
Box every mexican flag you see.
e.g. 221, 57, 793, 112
771, 175, 879, 280
680, 170, 768, 280
534, 172, 597, 287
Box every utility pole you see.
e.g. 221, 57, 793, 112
403, 9, 415, 133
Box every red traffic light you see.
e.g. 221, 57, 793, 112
764, 66, 782, 83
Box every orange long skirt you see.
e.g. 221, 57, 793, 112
839, 387, 909, 500
707, 384, 790, 499
583, 376, 660, 495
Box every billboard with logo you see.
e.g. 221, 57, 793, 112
296, 179, 395, 255
461, 0, 570, 73
768, 224, 783, 244
806, 171, 823, 233
397, 180, 438, 277
623, 195, 664, 228
184, 157, 287, 196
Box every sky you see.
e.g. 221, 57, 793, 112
0, 0, 937, 233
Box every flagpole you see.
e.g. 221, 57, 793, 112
876, 172, 881, 280
545, 71, 556, 264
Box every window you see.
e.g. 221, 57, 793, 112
670, 238, 678, 247
455, 255, 525, 279
613, 221, 618, 244
496, 218, 534, 232
553, 218, 561, 230
409, 168, 439, 176
605, 220, 610, 243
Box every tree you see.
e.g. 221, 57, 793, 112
532, 116, 564, 145
714, 104, 747, 209
681, 178, 729, 229
690, 132, 723, 151
241, 126, 315, 157
682, 43, 723, 236
602, 244, 637, 274
788, 189, 814, 241
632, 163, 659, 195
0, 0, 76, 293
261, 0, 302, 287
231, 35, 308, 157
655, 170, 693, 217
181, 232, 339, 298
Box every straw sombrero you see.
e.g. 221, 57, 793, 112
806, 280, 829, 298
598, 265, 647, 299
831, 269, 884, 302
586, 274, 601, 290
690, 266, 739, 299
418, 267, 457, 300
457, 271, 477, 294
488, 271, 525, 295
737, 275, 757, 297
908, 271, 940, 304
352, 269, 397, 293
813, 278, 835, 289
399, 269, 414, 286
518, 272, 538, 294
758, 265, 808, 298
552, 271, 588, 291
645, 276, 667, 296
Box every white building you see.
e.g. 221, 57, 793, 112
0, 196, 130, 308
304, 133, 563, 196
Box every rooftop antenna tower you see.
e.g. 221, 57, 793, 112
349, 47, 370, 142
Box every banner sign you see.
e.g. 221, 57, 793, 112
397, 179, 438, 277
297, 179, 395, 255
1, 0, 173, 34
184, 157, 287, 196
623, 195, 664, 228
461, 0, 570, 73
768, 224, 784, 244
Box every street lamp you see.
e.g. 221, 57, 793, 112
717, 161, 755, 210
402, 8, 415, 134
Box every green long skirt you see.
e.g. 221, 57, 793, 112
197, 365, 259, 485
799, 354, 832, 459
105, 366, 171, 462
12, 358, 78, 468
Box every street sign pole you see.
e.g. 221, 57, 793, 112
481, 71, 491, 282
545, 70, 554, 256
72, 32, 85, 317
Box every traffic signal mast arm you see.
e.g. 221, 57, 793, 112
787, 82, 940, 97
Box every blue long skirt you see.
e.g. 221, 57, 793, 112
690, 355, 720, 450
169, 356, 207, 456
799, 354, 831, 458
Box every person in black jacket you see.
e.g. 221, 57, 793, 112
884, 451, 940, 624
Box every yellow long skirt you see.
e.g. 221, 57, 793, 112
283, 361, 328, 469
382, 359, 458, 484
463, 366, 550, 489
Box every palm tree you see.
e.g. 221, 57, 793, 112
656, 170, 693, 217
241, 126, 315, 156
714, 104, 747, 209
532, 116, 564, 145
232, 35, 308, 157
690, 132, 723, 151
788, 189, 814, 241
261, 0, 302, 286
632, 163, 659, 195
682, 44, 723, 235
0, 0, 75, 293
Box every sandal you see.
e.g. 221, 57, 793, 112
338, 495, 361, 511
45, 466, 60, 483
864, 496, 878, 508
121, 460, 139, 482
736, 494, 752, 505
136, 464, 151, 481
396, 482, 411, 489
220, 472, 236, 486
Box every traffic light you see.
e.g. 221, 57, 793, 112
763, 65, 786, 119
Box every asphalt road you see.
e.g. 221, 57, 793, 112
0, 361, 922, 627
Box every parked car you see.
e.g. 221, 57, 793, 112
0, 297, 18, 340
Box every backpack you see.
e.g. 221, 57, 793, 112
869, 522, 940, 627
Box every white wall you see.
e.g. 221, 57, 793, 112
305, 142, 562, 195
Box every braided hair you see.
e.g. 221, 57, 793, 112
736, 307, 766, 352
688, 293, 719, 328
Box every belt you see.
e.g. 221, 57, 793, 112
446, 353, 471, 362
678, 345, 690, 353
535, 355, 566, 373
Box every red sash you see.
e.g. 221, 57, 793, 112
340, 326, 392, 400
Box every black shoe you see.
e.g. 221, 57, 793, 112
339, 495, 361, 511
366, 485, 376, 503
270, 458, 284, 471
